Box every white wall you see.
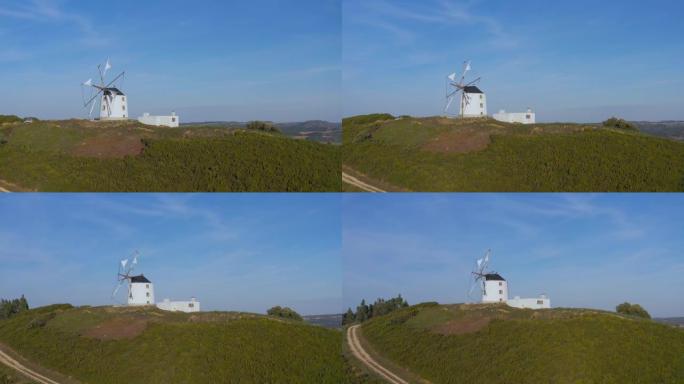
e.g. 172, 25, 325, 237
156, 298, 200, 313
493, 109, 535, 124
483, 279, 508, 303
138, 112, 179, 128
507, 295, 551, 309
100, 94, 128, 120
128, 282, 155, 306
461, 93, 487, 117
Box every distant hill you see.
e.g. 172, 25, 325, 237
183, 120, 341, 144
0, 119, 340, 191
358, 303, 684, 383
633, 121, 684, 141
656, 317, 684, 327
343, 114, 684, 191
0, 305, 358, 383
304, 314, 343, 329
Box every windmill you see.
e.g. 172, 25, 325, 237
81, 58, 128, 120
467, 249, 491, 302
444, 60, 485, 118
112, 250, 139, 304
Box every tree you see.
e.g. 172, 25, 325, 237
356, 299, 369, 322
602, 117, 637, 131
342, 308, 355, 325
616, 302, 651, 319
266, 306, 303, 321
246, 121, 280, 133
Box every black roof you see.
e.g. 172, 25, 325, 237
485, 273, 505, 281
130, 274, 151, 283
463, 86, 483, 94
104, 87, 124, 96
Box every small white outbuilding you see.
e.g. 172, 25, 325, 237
493, 108, 536, 124
138, 112, 179, 128
156, 297, 200, 313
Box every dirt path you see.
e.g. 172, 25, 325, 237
342, 172, 387, 193
346, 325, 409, 384
0, 186, 9, 193
0, 344, 64, 384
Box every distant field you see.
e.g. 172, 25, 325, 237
303, 314, 343, 329
360, 303, 684, 383
0, 305, 365, 383
343, 114, 684, 191
0, 119, 340, 192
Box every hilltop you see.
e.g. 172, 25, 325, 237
0, 118, 340, 191
355, 303, 684, 383
342, 114, 684, 191
183, 120, 342, 144
0, 304, 363, 383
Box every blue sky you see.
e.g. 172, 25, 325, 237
343, 0, 684, 122
343, 194, 684, 317
0, 194, 341, 315
0, 0, 340, 122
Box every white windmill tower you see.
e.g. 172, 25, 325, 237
112, 251, 155, 306
81, 59, 128, 120
468, 249, 508, 303
445, 60, 487, 118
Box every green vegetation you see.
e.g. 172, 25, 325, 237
0, 304, 361, 383
616, 302, 651, 319
267, 306, 303, 321
246, 120, 280, 133
360, 303, 684, 383
0, 115, 22, 124
0, 297, 29, 320
343, 115, 684, 191
603, 116, 637, 131
0, 365, 35, 384
0, 119, 340, 191
342, 295, 409, 325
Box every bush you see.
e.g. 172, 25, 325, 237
246, 121, 280, 133
266, 306, 303, 321
616, 302, 651, 319
603, 117, 637, 131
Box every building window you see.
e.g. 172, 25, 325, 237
147, 301, 150, 304
172, 117, 176, 122
499, 290, 503, 294
480, 95, 483, 100
499, 298, 502, 302
480, 103, 483, 108
537, 300, 543, 305
146, 284, 149, 288
122, 97, 126, 102
189, 303, 194, 308
499, 282, 502, 286
129, 293, 132, 298
146, 292, 150, 297
526, 114, 531, 119
122, 105, 126, 110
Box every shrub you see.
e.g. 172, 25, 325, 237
246, 121, 280, 133
616, 302, 651, 319
266, 306, 303, 321
603, 117, 637, 131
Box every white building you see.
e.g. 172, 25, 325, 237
493, 108, 535, 124
138, 112, 179, 128
482, 273, 508, 303
482, 273, 550, 309
461, 86, 487, 117
100, 88, 128, 120
156, 298, 200, 313
128, 274, 154, 306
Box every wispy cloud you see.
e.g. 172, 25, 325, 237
0, 0, 109, 47
355, 0, 518, 49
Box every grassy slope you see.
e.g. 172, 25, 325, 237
343, 115, 684, 191
0, 120, 340, 191
361, 303, 684, 383
0, 364, 36, 384
0, 304, 358, 384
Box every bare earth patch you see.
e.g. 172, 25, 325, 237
83, 318, 147, 340
72, 134, 144, 158
432, 317, 492, 335
422, 130, 491, 154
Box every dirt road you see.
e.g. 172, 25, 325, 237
0, 344, 63, 384
342, 172, 386, 193
346, 325, 409, 384
0, 186, 9, 193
